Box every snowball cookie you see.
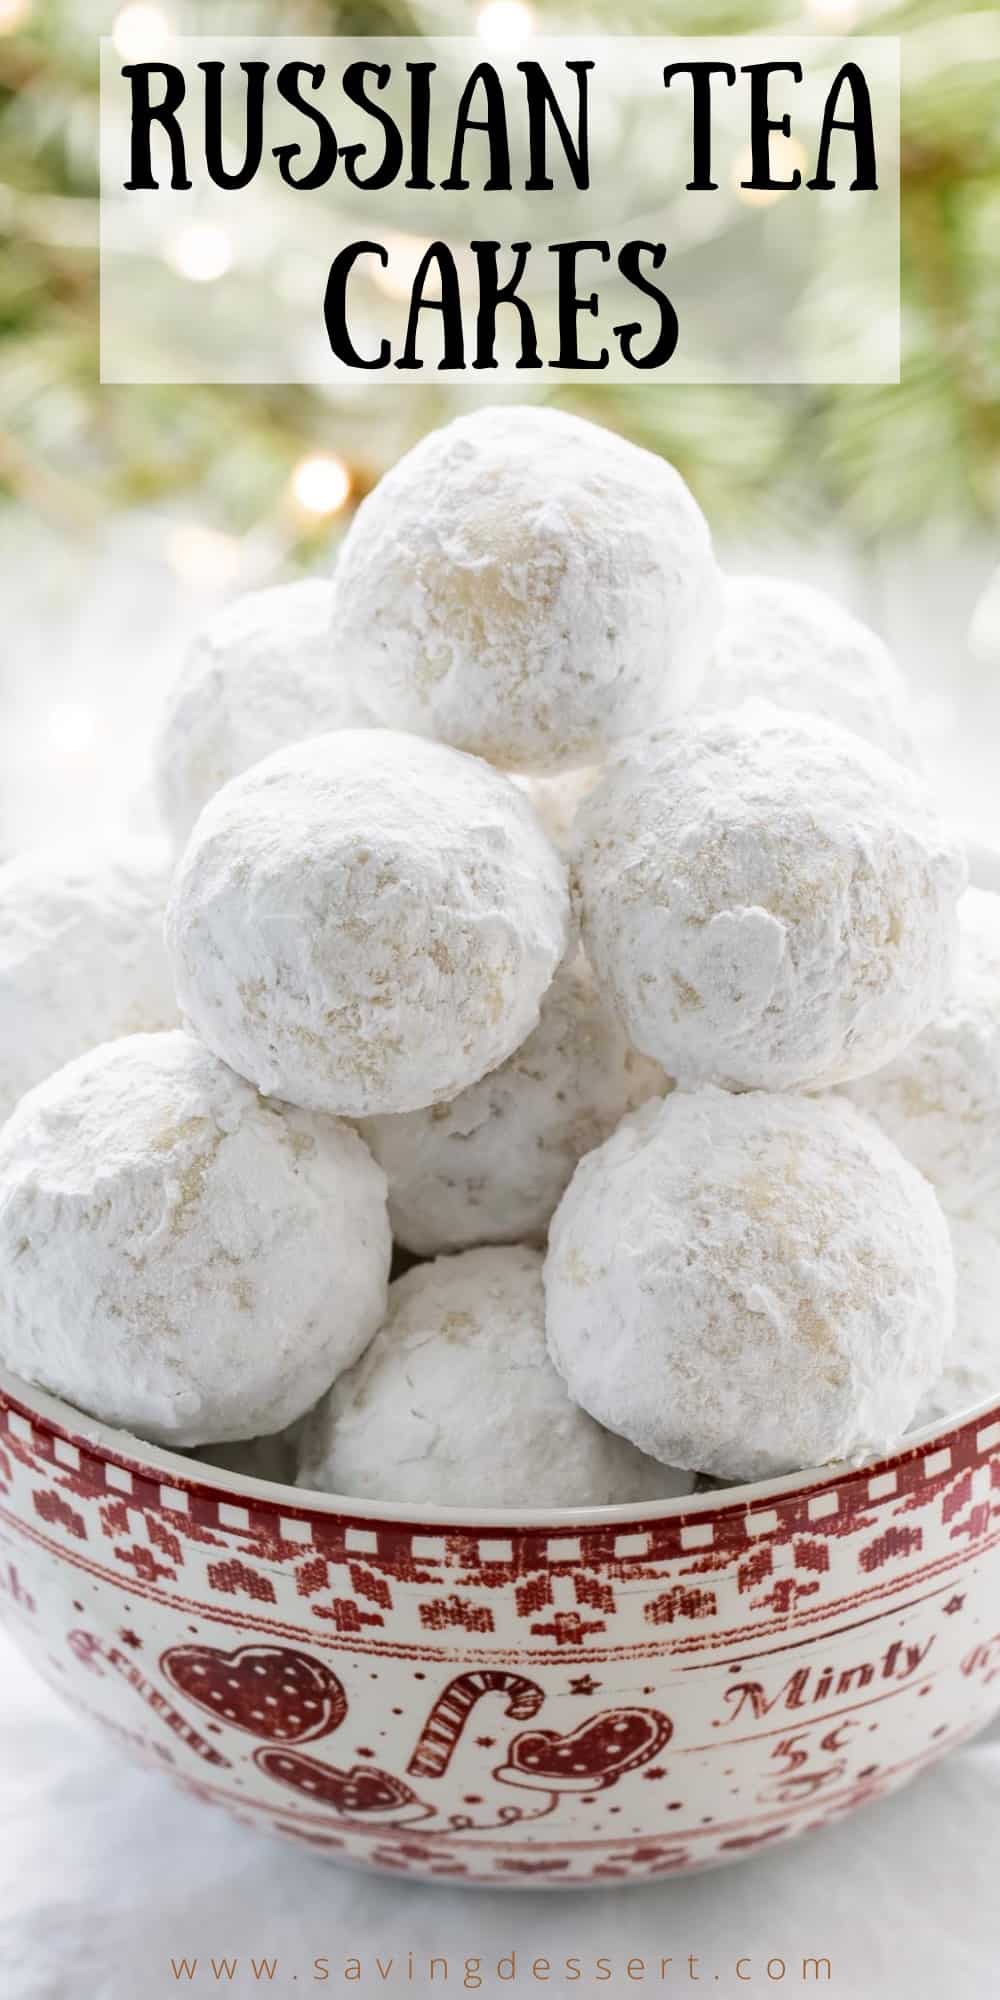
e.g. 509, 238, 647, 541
911, 1218, 1000, 1429
331, 406, 723, 773
360, 955, 668, 1256
297, 1246, 692, 1508
702, 575, 916, 765
0, 1031, 391, 1447
167, 730, 571, 1118
544, 1089, 954, 1482
153, 579, 372, 851
844, 888, 1000, 1218
0, 840, 177, 1127
574, 703, 965, 1093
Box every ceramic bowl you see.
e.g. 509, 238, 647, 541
1, 1361, 998, 1887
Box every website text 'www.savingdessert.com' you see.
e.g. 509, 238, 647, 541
166, 1950, 834, 1991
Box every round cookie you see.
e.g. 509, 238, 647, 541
703, 574, 916, 763
166, 729, 570, 1118
0, 840, 176, 1127
844, 887, 1000, 1217
912, 1217, 1000, 1429
0, 1031, 391, 1446
297, 1245, 693, 1508
574, 702, 965, 1093
331, 406, 723, 772
360, 955, 668, 1256
153, 579, 372, 851
544, 1089, 954, 1482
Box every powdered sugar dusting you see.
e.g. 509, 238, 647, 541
701, 574, 917, 764
0, 840, 177, 1126
360, 954, 668, 1256
331, 406, 723, 773
574, 701, 966, 1093
844, 887, 1000, 1216
298, 1245, 692, 1508
165, 729, 571, 1118
153, 579, 372, 851
544, 1088, 954, 1481
0, 1030, 391, 1446
914, 1216, 1000, 1427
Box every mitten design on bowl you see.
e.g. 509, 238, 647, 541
256, 1747, 433, 1824
161, 1642, 346, 1743
496, 1708, 673, 1793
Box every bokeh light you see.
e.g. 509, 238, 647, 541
805, 0, 862, 25
291, 455, 353, 518
0, 0, 34, 35
732, 135, 810, 209
165, 222, 234, 284
165, 522, 244, 586
477, 1, 536, 51
111, 4, 172, 60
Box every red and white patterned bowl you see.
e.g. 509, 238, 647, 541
1, 1361, 998, 1887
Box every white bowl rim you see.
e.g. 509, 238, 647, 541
1, 1358, 996, 1532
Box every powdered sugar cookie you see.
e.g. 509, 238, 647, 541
166, 730, 570, 1117
332, 406, 723, 772
153, 579, 372, 850
0, 1031, 391, 1446
844, 888, 1000, 1216
360, 955, 667, 1255
703, 574, 916, 763
574, 703, 965, 1092
0, 840, 176, 1126
912, 1217, 1000, 1429
544, 1089, 954, 1481
298, 1245, 692, 1507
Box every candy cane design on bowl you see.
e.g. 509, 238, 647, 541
407, 1670, 544, 1778
257, 1670, 549, 1836
68, 1629, 232, 1769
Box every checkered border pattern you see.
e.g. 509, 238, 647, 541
2, 1389, 997, 1567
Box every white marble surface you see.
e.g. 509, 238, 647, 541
0, 1628, 998, 1999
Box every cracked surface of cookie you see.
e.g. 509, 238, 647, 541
0, 1031, 391, 1446
544, 1089, 954, 1482
166, 729, 571, 1117
0, 840, 177, 1126
153, 580, 372, 851
702, 574, 916, 763
360, 955, 668, 1256
331, 406, 723, 772
574, 702, 965, 1092
298, 1245, 693, 1508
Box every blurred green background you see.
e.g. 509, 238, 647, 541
2, 0, 998, 552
